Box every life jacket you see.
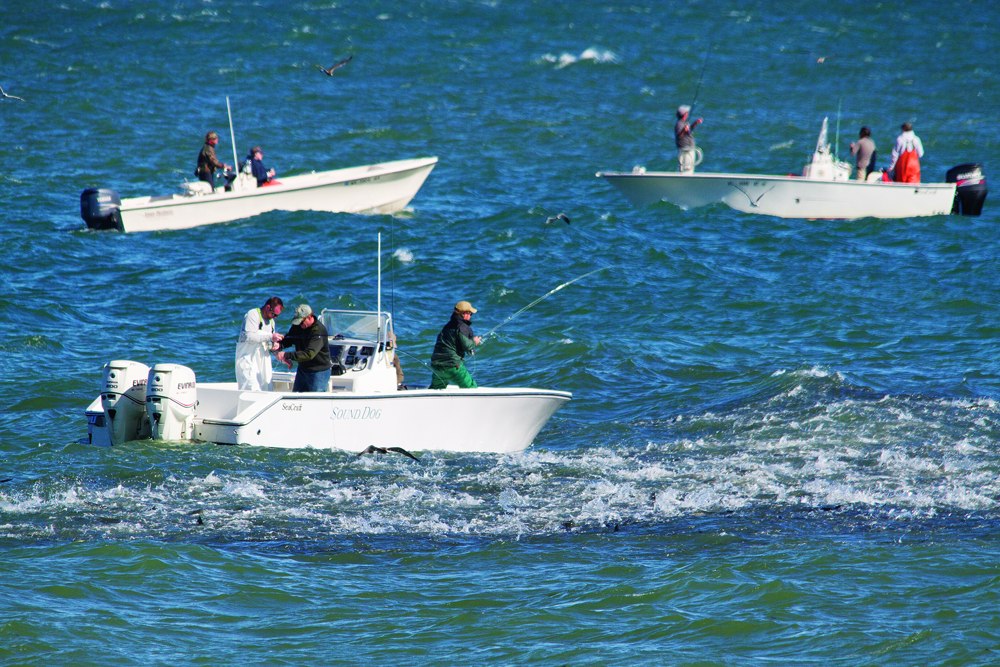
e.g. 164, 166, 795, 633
894, 147, 921, 183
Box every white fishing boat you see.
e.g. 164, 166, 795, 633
81, 156, 438, 233
597, 118, 987, 220
84, 306, 571, 454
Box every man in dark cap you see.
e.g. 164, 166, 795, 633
429, 300, 482, 389
195, 131, 232, 191
243, 145, 277, 187
277, 304, 332, 392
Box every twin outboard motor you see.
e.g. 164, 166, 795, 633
145, 363, 197, 440
947, 163, 987, 216
101, 360, 151, 445
80, 188, 123, 231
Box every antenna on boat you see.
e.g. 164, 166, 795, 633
834, 97, 842, 162
226, 96, 238, 169
377, 232, 382, 338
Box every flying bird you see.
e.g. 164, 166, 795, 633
545, 212, 571, 225
356, 444, 420, 461
316, 55, 353, 77
0, 85, 25, 102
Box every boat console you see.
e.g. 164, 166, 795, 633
329, 338, 376, 374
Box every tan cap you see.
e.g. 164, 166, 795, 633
454, 300, 477, 314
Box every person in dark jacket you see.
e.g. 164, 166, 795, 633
243, 145, 276, 187
277, 304, 332, 392
429, 300, 482, 389
195, 131, 232, 191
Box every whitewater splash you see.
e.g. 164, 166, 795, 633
3, 373, 997, 546
540, 47, 619, 69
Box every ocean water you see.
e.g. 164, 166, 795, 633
2, 1, 999, 664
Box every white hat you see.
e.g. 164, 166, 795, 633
677, 105, 691, 117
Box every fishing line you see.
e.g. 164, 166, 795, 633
689, 41, 713, 114
481, 267, 607, 343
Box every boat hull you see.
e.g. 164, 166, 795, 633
112, 156, 437, 232
88, 383, 572, 454
598, 171, 957, 220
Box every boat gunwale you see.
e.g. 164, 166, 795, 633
196, 388, 573, 428
597, 170, 957, 190
120, 156, 439, 212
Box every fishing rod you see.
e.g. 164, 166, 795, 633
689, 40, 713, 115
481, 267, 607, 343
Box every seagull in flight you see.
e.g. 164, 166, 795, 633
316, 55, 353, 77
0, 85, 25, 102
544, 212, 571, 225
356, 444, 420, 461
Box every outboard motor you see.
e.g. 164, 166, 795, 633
100, 360, 151, 445
80, 188, 123, 231
145, 364, 197, 441
946, 163, 987, 216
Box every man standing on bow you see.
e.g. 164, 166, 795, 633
429, 300, 482, 389
675, 104, 704, 173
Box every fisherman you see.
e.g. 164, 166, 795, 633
195, 131, 232, 191
243, 145, 277, 187
277, 304, 333, 392
674, 105, 703, 173
849, 126, 877, 181
235, 296, 284, 391
888, 122, 924, 183
429, 300, 482, 389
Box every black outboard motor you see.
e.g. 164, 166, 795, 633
80, 188, 123, 230
946, 163, 987, 216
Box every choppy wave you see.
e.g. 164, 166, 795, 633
538, 47, 620, 69
2, 0, 999, 662
3, 370, 996, 551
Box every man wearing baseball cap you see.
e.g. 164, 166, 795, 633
429, 300, 482, 389
276, 304, 332, 392
195, 130, 232, 191
675, 104, 703, 173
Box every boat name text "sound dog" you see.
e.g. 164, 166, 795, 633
329, 406, 382, 421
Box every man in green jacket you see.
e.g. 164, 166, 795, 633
429, 300, 482, 389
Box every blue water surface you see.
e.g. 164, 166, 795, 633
1, 1, 999, 664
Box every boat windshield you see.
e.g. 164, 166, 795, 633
321, 309, 391, 343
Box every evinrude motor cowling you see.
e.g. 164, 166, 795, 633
145, 364, 197, 440
946, 163, 987, 216
80, 188, 123, 231
101, 360, 151, 445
